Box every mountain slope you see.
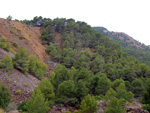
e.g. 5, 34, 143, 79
93, 27, 150, 65
0, 18, 49, 63
0, 17, 149, 113
0, 18, 53, 104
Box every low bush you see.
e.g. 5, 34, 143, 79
19, 35, 25, 39
12, 42, 18, 48
16, 90, 21, 95
10, 30, 14, 34
24, 83, 28, 87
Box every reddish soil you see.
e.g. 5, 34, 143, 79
0, 18, 49, 64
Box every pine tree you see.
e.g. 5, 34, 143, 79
13, 47, 29, 74
131, 78, 144, 97
104, 97, 126, 113
0, 83, 11, 109
116, 83, 127, 100
95, 75, 111, 95
52, 65, 71, 89
76, 80, 88, 101
37, 79, 55, 104
79, 94, 98, 113
26, 89, 49, 113
91, 55, 104, 74
0, 55, 13, 73
56, 80, 77, 105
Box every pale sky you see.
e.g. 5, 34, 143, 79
1, 0, 150, 45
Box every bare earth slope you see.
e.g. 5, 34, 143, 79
0, 18, 49, 63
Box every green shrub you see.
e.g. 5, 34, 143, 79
0, 55, 13, 73
95, 95, 104, 100
10, 30, 14, 34
142, 81, 150, 104
127, 91, 134, 102
13, 47, 29, 74
13, 26, 16, 29
16, 90, 21, 95
0, 37, 7, 49
95, 75, 111, 95
19, 35, 25, 39
37, 79, 55, 103
0, 36, 14, 53
12, 42, 18, 48
7, 78, 12, 82
17, 101, 28, 112
56, 80, 77, 105
28, 55, 48, 79
18, 29, 21, 32
4, 43, 11, 51
104, 97, 126, 113
142, 104, 150, 112
131, 78, 144, 98
78, 94, 98, 113
0, 83, 11, 109
24, 83, 28, 87
26, 89, 49, 113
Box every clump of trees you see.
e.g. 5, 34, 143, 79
28, 55, 48, 79
19, 79, 55, 113
0, 46, 48, 79
13, 47, 48, 79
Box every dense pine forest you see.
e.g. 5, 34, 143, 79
0, 16, 150, 113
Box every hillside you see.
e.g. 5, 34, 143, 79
0, 17, 150, 113
0, 18, 49, 64
93, 27, 150, 66
0, 18, 54, 105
